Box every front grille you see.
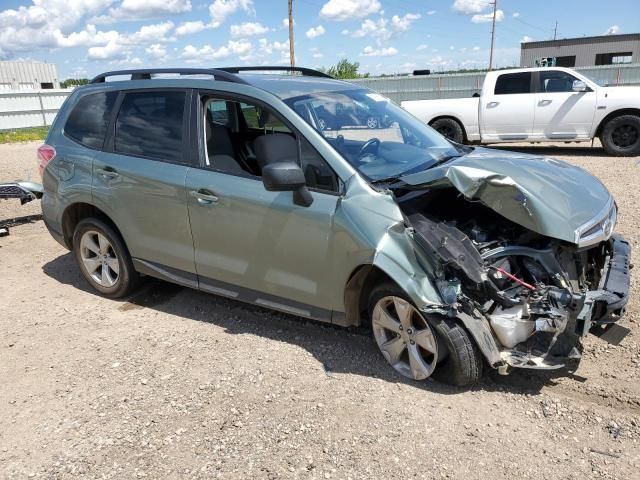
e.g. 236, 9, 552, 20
0, 185, 27, 198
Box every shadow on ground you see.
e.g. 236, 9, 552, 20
43, 252, 575, 396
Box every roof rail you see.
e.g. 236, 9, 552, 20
90, 68, 248, 84
217, 66, 333, 78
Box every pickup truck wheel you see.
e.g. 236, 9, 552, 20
600, 115, 640, 156
366, 116, 379, 129
73, 218, 140, 298
430, 118, 464, 144
368, 283, 482, 386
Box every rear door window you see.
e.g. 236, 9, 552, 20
114, 91, 187, 163
494, 72, 532, 95
65, 91, 118, 149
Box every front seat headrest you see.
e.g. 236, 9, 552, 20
253, 134, 298, 170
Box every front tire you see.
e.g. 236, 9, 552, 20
430, 118, 465, 144
368, 283, 483, 386
72, 218, 139, 298
600, 115, 640, 156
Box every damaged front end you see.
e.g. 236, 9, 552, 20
393, 152, 632, 374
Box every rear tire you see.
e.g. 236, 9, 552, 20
430, 118, 465, 144
72, 217, 140, 298
600, 115, 640, 156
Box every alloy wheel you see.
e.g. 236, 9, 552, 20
79, 230, 120, 288
366, 116, 379, 129
372, 296, 438, 380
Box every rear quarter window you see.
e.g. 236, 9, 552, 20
64, 91, 118, 149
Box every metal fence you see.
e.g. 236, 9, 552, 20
0, 89, 70, 130
2, 64, 640, 130
351, 63, 640, 103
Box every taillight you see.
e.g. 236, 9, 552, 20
37, 144, 56, 176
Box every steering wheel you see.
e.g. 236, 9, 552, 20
358, 138, 381, 158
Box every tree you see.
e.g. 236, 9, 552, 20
322, 59, 368, 79
61, 78, 89, 88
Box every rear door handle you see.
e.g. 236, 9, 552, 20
96, 167, 119, 179
538, 99, 553, 106
190, 189, 219, 205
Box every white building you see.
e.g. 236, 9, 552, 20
0, 61, 60, 90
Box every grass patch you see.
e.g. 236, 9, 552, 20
0, 126, 49, 144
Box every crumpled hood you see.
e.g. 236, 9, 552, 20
399, 147, 612, 244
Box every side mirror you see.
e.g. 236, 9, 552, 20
262, 161, 314, 207
572, 80, 588, 92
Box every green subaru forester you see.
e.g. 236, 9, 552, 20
40, 67, 631, 386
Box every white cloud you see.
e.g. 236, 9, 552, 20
95, 0, 191, 23
427, 10, 436, 15
281, 17, 294, 28
209, 0, 254, 28
512, 12, 520, 18
416, 44, 428, 51
88, 41, 127, 60
182, 39, 252, 62
361, 45, 397, 57
452, 0, 488, 14
230, 21, 268, 38
54, 24, 118, 48
472, 45, 481, 51
310, 48, 324, 59
320, 0, 381, 21
520, 35, 533, 43
390, 13, 420, 32
146, 43, 167, 59
0, 0, 114, 58
350, 13, 419, 44
88, 21, 175, 61
306, 25, 326, 39
605, 25, 620, 35
176, 21, 208, 36
471, 10, 504, 23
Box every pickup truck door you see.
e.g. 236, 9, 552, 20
479, 71, 535, 142
532, 70, 597, 139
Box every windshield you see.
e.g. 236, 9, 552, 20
284, 89, 461, 182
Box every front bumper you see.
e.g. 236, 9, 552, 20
578, 234, 632, 330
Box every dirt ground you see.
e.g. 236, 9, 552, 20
1, 141, 639, 480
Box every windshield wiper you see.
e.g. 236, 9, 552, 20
427, 154, 463, 169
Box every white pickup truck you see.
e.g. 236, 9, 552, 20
402, 67, 640, 156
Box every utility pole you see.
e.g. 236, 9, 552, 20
488, 0, 497, 71
553, 20, 558, 40
288, 0, 295, 68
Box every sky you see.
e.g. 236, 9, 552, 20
0, 0, 639, 79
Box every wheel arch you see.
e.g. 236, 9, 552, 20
61, 202, 123, 250
428, 115, 468, 142
594, 108, 640, 137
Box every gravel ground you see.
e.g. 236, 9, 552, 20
1, 140, 640, 479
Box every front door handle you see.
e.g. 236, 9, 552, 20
538, 99, 553, 106
190, 189, 219, 205
96, 167, 119, 179
486, 101, 500, 108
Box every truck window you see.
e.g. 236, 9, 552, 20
538, 71, 579, 93
494, 72, 532, 95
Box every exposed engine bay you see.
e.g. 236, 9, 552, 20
397, 186, 631, 372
